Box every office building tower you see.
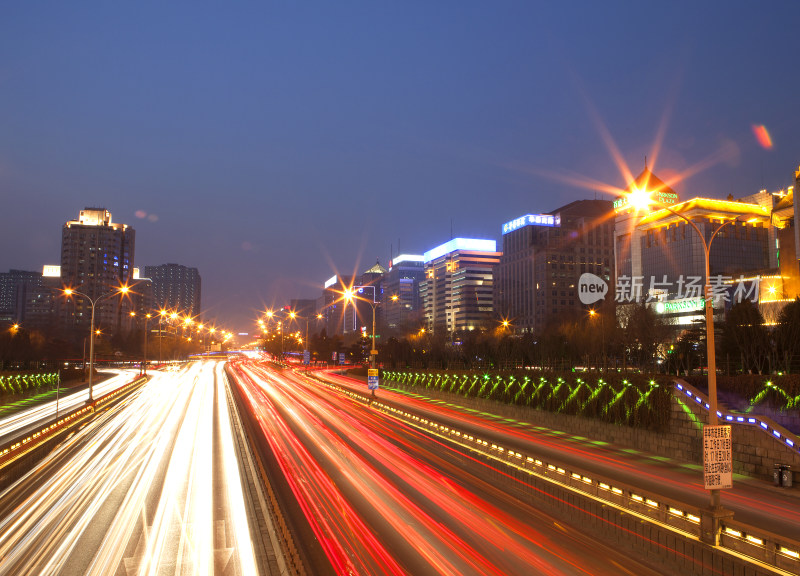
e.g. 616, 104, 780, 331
144, 263, 202, 318
613, 167, 774, 330
60, 208, 135, 333
383, 254, 425, 335
320, 275, 353, 336
421, 238, 501, 334
343, 260, 386, 338
0, 269, 54, 329
494, 200, 615, 333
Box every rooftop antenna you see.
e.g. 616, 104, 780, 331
644, 155, 648, 169
450, 218, 454, 240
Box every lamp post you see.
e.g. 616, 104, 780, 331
265, 310, 287, 363
64, 285, 130, 402
343, 286, 381, 394
343, 286, 379, 363
624, 188, 768, 533
143, 313, 152, 374
589, 309, 606, 371
289, 312, 323, 367
130, 310, 153, 375
159, 310, 167, 364
197, 323, 205, 355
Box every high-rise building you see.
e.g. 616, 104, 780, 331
0, 270, 53, 329
494, 200, 615, 333
60, 208, 136, 333
383, 254, 425, 335
344, 260, 386, 338
613, 168, 776, 330
421, 238, 501, 334
126, 268, 155, 333
144, 263, 202, 318
319, 274, 353, 336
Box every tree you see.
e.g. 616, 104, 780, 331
775, 297, 800, 373
665, 323, 704, 376
721, 300, 769, 374
620, 303, 668, 372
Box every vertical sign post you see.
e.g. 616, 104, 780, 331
368, 368, 379, 391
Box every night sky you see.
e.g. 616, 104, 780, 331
2, 1, 799, 333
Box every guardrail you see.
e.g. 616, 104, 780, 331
675, 379, 800, 460
307, 370, 800, 576
226, 362, 308, 575
0, 375, 149, 472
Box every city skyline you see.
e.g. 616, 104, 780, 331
2, 2, 799, 331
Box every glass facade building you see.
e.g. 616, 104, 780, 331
61, 208, 136, 333
420, 238, 501, 334
144, 263, 202, 318
495, 200, 614, 333
382, 255, 425, 335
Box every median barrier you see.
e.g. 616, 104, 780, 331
0, 375, 149, 483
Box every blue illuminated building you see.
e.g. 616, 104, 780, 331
421, 238, 501, 334
495, 200, 614, 333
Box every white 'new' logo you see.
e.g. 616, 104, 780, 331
578, 273, 608, 305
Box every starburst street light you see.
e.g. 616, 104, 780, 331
622, 185, 770, 534
63, 284, 132, 402
340, 285, 383, 395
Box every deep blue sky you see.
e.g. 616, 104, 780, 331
2, 2, 799, 332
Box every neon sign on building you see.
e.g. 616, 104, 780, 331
423, 238, 497, 262
501, 214, 560, 235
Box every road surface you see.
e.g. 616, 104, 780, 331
0, 361, 261, 575
229, 358, 667, 576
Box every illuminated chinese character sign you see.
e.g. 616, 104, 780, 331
703, 425, 733, 490
613, 190, 679, 211
501, 214, 560, 235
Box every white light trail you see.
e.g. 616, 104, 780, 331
0, 361, 258, 576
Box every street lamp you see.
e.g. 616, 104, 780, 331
158, 310, 167, 364
285, 311, 324, 367
130, 311, 152, 375
342, 286, 381, 393
589, 309, 606, 371
264, 310, 288, 363
624, 187, 768, 525
63, 284, 130, 402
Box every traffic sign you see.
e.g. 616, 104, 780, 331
368, 368, 379, 390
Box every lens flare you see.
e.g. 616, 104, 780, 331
752, 124, 773, 149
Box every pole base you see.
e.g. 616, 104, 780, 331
700, 506, 734, 545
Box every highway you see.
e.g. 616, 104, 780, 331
229, 358, 666, 576
316, 369, 800, 543
0, 361, 260, 575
